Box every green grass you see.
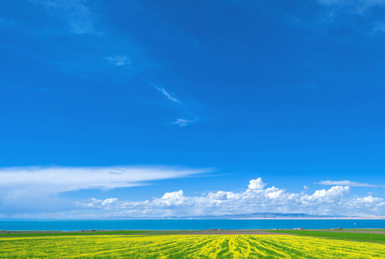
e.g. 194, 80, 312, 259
267, 230, 385, 244
340, 231, 384, 233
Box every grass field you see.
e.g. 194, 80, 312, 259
343, 229, 385, 232
1, 234, 385, 258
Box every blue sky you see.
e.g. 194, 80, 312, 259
1, 0, 385, 218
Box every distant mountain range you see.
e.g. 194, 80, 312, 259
197, 213, 347, 219
151, 212, 352, 219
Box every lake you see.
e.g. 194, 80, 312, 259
1, 219, 385, 231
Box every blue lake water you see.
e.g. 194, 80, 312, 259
0, 219, 385, 231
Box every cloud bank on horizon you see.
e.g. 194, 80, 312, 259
70, 181, 385, 218
1, 168, 384, 219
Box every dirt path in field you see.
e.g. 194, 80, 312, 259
180, 231, 294, 235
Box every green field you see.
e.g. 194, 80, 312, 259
343, 229, 385, 232
1, 233, 385, 258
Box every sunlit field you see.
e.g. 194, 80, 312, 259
1, 234, 385, 258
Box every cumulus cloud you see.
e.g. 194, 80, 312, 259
303, 186, 350, 203
30, 0, 97, 34
82, 198, 118, 209
207, 191, 228, 201
161, 190, 184, 200
3, 175, 385, 218
318, 180, 385, 188
248, 178, 266, 190
70, 178, 385, 218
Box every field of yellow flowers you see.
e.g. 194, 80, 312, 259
0, 234, 384, 258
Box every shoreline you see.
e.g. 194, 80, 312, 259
1, 218, 385, 221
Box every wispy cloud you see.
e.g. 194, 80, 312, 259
373, 22, 385, 33
318, 0, 385, 6
0, 16, 20, 30
30, 0, 97, 34
0, 166, 208, 195
318, 180, 385, 188
317, 0, 385, 14
172, 118, 195, 127
155, 87, 181, 104
0, 165, 211, 217
106, 56, 131, 66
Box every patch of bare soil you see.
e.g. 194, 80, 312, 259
181, 231, 294, 235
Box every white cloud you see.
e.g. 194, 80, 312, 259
106, 56, 130, 66
354, 196, 383, 204
318, 180, 385, 188
101, 198, 118, 206
72, 178, 385, 218
155, 87, 181, 104
82, 197, 118, 209
0, 165, 209, 215
373, 22, 385, 33
73, 178, 385, 217
318, 0, 385, 6
207, 191, 228, 200
30, 0, 97, 34
316, 0, 385, 14
303, 186, 350, 203
172, 118, 195, 127
0, 166, 206, 194
248, 178, 266, 190
4, 175, 385, 218
161, 190, 184, 200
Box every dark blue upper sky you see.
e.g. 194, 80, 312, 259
1, 0, 385, 218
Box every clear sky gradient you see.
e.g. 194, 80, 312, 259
1, 0, 385, 218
